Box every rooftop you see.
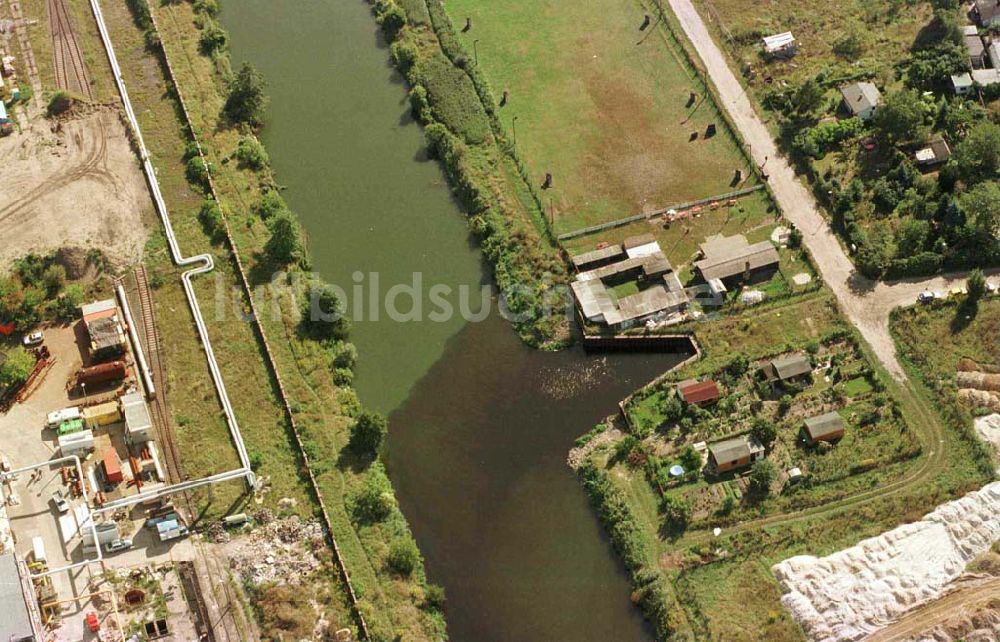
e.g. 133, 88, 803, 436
570, 245, 626, 270
912, 138, 951, 166
80, 298, 116, 322
766, 354, 812, 381
0, 553, 35, 642
708, 435, 764, 464
804, 412, 845, 440
678, 379, 720, 404
86, 315, 125, 352
976, 0, 1000, 24
122, 391, 153, 435
840, 82, 881, 115
951, 72, 974, 88
694, 234, 780, 282
762, 32, 795, 53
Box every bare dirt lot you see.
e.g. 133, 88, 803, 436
0, 106, 151, 267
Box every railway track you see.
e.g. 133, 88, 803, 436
133, 265, 185, 485
48, 0, 92, 99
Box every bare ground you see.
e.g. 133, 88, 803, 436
0, 105, 151, 267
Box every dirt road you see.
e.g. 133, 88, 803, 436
665, 0, 1000, 378
0, 107, 151, 267
865, 577, 1000, 642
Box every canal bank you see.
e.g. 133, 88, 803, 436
222, 1, 687, 639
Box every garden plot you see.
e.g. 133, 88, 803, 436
773, 481, 1000, 642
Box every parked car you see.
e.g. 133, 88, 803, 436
917, 291, 938, 304
51, 490, 69, 514
104, 538, 133, 553
987, 282, 997, 295
22, 331, 43, 347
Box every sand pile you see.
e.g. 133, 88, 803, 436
772, 482, 1000, 641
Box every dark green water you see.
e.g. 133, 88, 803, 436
223, 2, 680, 639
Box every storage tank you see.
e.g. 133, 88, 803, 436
82, 401, 122, 428
58, 430, 95, 456
76, 361, 126, 387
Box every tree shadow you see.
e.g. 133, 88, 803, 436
336, 443, 374, 474
950, 299, 978, 334
847, 271, 878, 295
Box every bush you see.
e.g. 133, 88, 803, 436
748, 459, 776, 499
387, 538, 421, 576
46, 91, 73, 117
415, 53, 491, 144
390, 40, 419, 72
193, 0, 219, 16
350, 411, 388, 456
661, 496, 690, 534
255, 190, 287, 220
198, 199, 224, 239
235, 135, 269, 170
186, 156, 211, 190
300, 281, 351, 341
350, 465, 397, 523
424, 584, 446, 611
199, 18, 228, 55
332, 342, 358, 369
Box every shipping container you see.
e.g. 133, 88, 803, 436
46, 407, 81, 427
76, 361, 126, 387
102, 448, 123, 483
82, 401, 122, 428
57, 419, 85, 436
58, 430, 94, 456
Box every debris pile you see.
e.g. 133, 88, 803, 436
772, 482, 1000, 641
229, 516, 325, 586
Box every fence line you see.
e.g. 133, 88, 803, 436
557, 184, 765, 241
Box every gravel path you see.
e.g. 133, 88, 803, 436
665, 0, 1000, 378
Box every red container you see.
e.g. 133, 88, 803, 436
76, 361, 126, 387
102, 448, 123, 484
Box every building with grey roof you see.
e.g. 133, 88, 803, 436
694, 234, 780, 287
571, 239, 689, 330
975, 0, 1000, 28
0, 553, 37, 642
951, 72, 974, 96
839, 82, 881, 121
570, 245, 626, 271
802, 412, 846, 445
761, 354, 813, 386
964, 25, 987, 68
708, 435, 765, 473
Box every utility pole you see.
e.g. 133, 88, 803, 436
474, 39, 480, 66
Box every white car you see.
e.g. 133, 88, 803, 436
917, 291, 938, 304
104, 538, 133, 553
22, 331, 43, 347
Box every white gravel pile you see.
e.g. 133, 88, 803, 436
772, 482, 1000, 641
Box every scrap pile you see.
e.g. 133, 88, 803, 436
228, 516, 325, 586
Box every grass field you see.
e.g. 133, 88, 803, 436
444, 0, 757, 235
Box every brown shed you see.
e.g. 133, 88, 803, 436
802, 412, 845, 445
708, 435, 765, 473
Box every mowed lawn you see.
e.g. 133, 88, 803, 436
446, 0, 754, 234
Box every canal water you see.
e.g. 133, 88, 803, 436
223, 2, 681, 639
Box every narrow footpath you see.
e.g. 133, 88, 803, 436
666, 0, 998, 379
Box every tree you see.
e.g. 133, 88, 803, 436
199, 18, 228, 55
895, 217, 931, 258
968, 268, 987, 302
264, 211, 303, 265
750, 418, 778, 450
223, 62, 268, 127
54, 284, 84, 320
235, 135, 269, 170
953, 121, 1000, 183
255, 190, 287, 220
387, 538, 421, 576
678, 445, 701, 473
351, 411, 388, 455
958, 181, 1000, 237
873, 90, 925, 144
661, 496, 691, 534
0, 346, 35, 387
748, 459, 776, 499
794, 78, 825, 114
832, 31, 864, 59
350, 465, 397, 523
42, 264, 65, 294
300, 282, 351, 341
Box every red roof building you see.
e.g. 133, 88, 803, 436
678, 379, 721, 406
